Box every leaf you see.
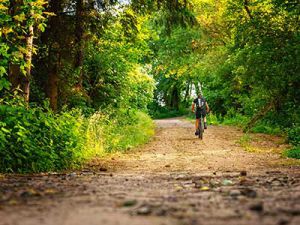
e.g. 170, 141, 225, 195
38, 23, 46, 32
1, 127, 10, 133
14, 13, 26, 22
0, 78, 11, 91
0, 67, 6, 76
0, 5, 8, 11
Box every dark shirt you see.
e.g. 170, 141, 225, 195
193, 97, 206, 111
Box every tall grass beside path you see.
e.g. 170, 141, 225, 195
0, 105, 154, 173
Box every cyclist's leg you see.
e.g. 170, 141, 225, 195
195, 111, 200, 135
195, 119, 200, 135
202, 110, 208, 129
195, 119, 200, 130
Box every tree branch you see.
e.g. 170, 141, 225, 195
244, 0, 253, 20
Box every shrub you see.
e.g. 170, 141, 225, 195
284, 147, 300, 159
287, 126, 300, 147
99, 109, 154, 152
0, 105, 88, 173
222, 114, 249, 127
251, 124, 282, 135
0, 104, 154, 173
148, 102, 189, 119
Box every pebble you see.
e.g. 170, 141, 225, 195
272, 179, 282, 186
222, 179, 233, 186
137, 206, 152, 215
175, 174, 186, 180
20, 190, 36, 198
229, 189, 241, 197
241, 188, 257, 198
240, 171, 247, 176
155, 208, 167, 216
249, 202, 264, 212
68, 172, 77, 178
278, 218, 289, 225
123, 199, 137, 207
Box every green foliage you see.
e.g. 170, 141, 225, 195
0, 104, 87, 173
1, 0, 299, 172
0, 99, 154, 173
237, 134, 252, 147
222, 114, 249, 127
250, 124, 282, 136
206, 113, 220, 125
0, 0, 48, 76
149, 0, 299, 138
287, 126, 300, 147
99, 109, 154, 152
148, 102, 189, 119
284, 147, 300, 160
0, 1, 11, 92
83, 30, 155, 110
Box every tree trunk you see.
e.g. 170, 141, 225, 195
74, 0, 85, 89
8, 0, 33, 102
184, 81, 190, 102
171, 87, 180, 110
44, 0, 63, 111
23, 23, 34, 102
48, 51, 60, 111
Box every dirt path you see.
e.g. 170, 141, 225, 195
1, 118, 300, 225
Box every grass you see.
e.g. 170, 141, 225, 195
100, 110, 155, 153
283, 147, 300, 159
0, 107, 155, 173
250, 124, 282, 135
237, 133, 252, 147
236, 134, 262, 153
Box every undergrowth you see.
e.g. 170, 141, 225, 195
0, 103, 154, 173
284, 147, 300, 159
284, 126, 300, 159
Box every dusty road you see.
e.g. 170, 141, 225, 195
0, 118, 300, 225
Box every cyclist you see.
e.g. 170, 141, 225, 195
191, 93, 210, 135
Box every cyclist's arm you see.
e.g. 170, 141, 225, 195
191, 102, 195, 112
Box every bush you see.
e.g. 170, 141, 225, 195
99, 109, 154, 152
0, 105, 89, 173
222, 114, 249, 127
284, 147, 300, 159
287, 126, 300, 147
0, 104, 154, 173
251, 124, 282, 135
148, 102, 188, 119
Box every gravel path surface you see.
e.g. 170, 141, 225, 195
1, 118, 299, 225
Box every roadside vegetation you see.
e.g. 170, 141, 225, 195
0, 0, 299, 173
146, 0, 299, 158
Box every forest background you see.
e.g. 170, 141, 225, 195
0, 0, 299, 173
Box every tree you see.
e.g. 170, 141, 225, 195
2, 0, 47, 102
